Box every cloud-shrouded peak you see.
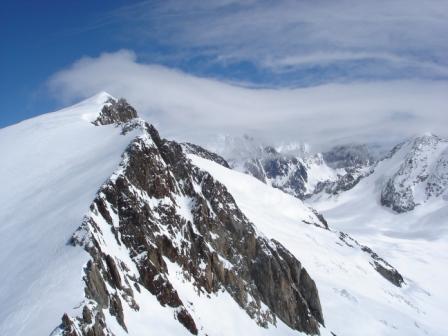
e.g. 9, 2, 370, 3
48, 50, 448, 149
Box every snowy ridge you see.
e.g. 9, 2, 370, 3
0, 92, 138, 336
48, 98, 328, 336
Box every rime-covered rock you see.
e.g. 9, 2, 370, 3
380, 134, 448, 213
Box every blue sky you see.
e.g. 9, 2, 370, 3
1, 0, 448, 145
1, 0, 135, 127
1, 0, 277, 127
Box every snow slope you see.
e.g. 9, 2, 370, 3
0, 92, 139, 336
190, 154, 445, 336
0, 94, 326, 336
307, 135, 448, 336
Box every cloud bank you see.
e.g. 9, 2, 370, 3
48, 50, 448, 149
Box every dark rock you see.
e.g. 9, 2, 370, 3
105, 254, 122, 289
93, 98, 138, 126
380, 179, 415, 213
82, 306, 92, 324
177, 308, 198, 335
109, 293, 127, 331
339, 232, 404, 287
84, 260, 109, 309
86, 310, 108, 336
61, 313, 79, 336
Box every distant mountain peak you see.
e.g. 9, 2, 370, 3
381, 133, 448, 212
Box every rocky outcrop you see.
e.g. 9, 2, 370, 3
53, 307, 111, 336
338, 233, 404, 287
381, 179, 416, 213
58, 104, 325, 335
92, 98, 138, 126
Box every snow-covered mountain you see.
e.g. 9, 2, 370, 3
307, 133, 448, 336
208, 135, 379, 199
0, 94, 446, 336
380, 133, 448, 212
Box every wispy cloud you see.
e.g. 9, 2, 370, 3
48, 50, 448, 148
96, 0, 448, 82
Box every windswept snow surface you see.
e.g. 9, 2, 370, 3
190, 154, 446, 336
307, 136, 448, 336
0, 93, 138, 336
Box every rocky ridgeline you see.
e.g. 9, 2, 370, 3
56, 98, 325, 336
381, 134, 448, 213
183, 141, 405, 288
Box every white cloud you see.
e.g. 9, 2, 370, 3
103, 0, 448, 79
48, 50, 448, 149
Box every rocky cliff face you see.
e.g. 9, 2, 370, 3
380, 134, 448, 213
55, 98, 324, 336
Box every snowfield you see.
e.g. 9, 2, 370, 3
190, 154, 447, 336
307, 135, 448, 336
0, 93, 138, 336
